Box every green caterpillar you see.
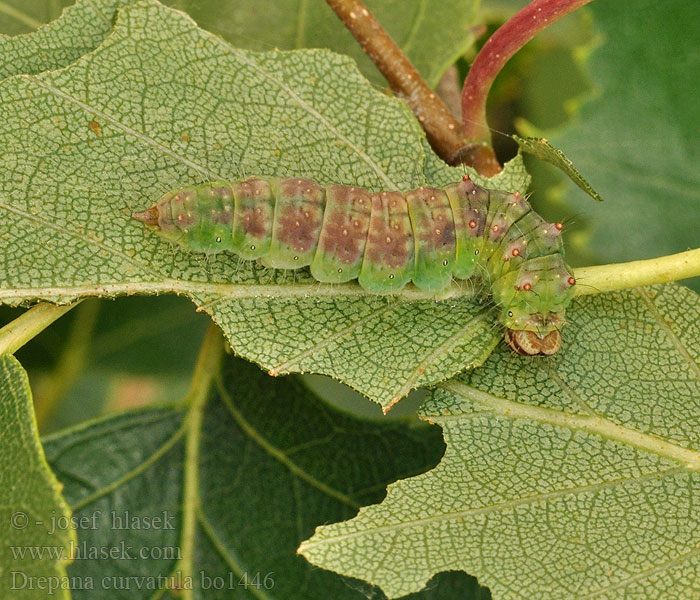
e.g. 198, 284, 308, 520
133, 175, 576, 355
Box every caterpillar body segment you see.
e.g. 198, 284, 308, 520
405, 187, 456, 292
231, 177, 274, 259
310, 185, 372, 284
133, 175, 576, 355
359, 191, 415, 293
263, 178, 325, 270
443, 178, 488, 279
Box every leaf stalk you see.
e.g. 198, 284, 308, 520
573, 248, 700, 296
461, 0, 594, 145
0, 301, 81, 355
175, 323, 225, 598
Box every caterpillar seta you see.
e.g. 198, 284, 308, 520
133, 175, 576, 355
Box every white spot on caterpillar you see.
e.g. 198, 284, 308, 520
216, 236, 222, 243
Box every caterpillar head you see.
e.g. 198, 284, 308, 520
501, 301, 566, 354
504, 329, 562, 356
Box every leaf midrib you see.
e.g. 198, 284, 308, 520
440, 380, 700, 469
0, 280, 477, 302
216, 375, 360, 510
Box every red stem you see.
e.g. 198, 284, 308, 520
462, 0, 594, 143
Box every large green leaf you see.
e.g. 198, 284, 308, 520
0, 355, 75, 599
166, 0, 479, 88
300, 283, 700, 599
42, 336, 491, 599
548, 0, 700, 290
0, 0, 133, 77
0, 0, 529, 407
1, 0, 479, 88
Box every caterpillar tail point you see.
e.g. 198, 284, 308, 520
132, 206, 159, 226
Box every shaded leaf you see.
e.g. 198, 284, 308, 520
0, 355, 75, 598
0, 0, 132, 78
42, 347, 493, 598
513, 135, 602, 202
0, 0, 72, 37
548, 0, 700, 290
300, 283, 700, 599
0, 0, 527, 407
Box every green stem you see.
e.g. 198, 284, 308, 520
573, 248, 700, 296
174, 323, 225, 599
35, 298, 100, 429
0, 301, 80, 355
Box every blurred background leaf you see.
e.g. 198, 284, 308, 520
0, 356, 74, 598
43, 352, 493, 599
0, 0, 480, 88
526, 0, 700, 292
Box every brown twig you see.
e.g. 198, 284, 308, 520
462, 0, 594, 144
325, 0, 468, 165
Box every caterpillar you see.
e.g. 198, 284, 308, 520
133, 175, 576, 355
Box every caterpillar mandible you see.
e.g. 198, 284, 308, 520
133, 175, 576, 355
